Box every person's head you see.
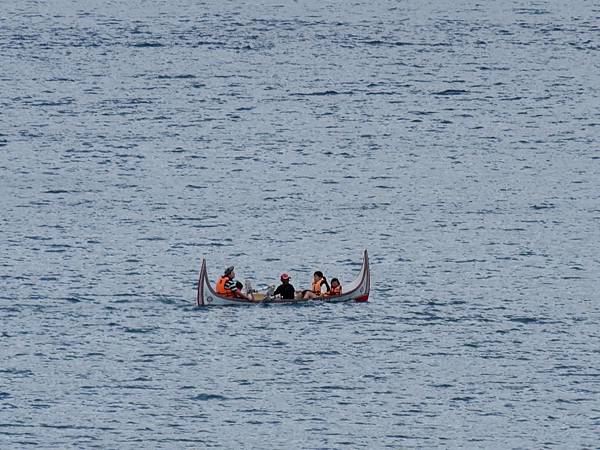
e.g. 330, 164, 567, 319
313, 271, 324, 280
331, 278, 340, 288
224, 266, 235, 278
280, 273, 290, 284
235, 281, 243, 290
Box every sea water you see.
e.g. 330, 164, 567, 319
1, 0, 599, 447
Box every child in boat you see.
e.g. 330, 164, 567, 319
273, 273, 296, 299
324, 278, 342, 297
302, 271, 330, 299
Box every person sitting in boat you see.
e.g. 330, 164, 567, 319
324, 278, 342, 297
215, 266, 254, 301
302, 271, 330, 299
273, 273, 296, 299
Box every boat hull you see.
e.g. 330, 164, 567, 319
196, 250, 370, 306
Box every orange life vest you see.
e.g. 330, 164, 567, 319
327, 285, 342, 296
216, 276, 234, 297
312, 278, 323, 295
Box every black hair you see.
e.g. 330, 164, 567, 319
331, 278, 340, 285
235, 281, 243, 289
314, 271, 324, 278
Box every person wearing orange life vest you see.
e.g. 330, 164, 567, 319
302, 271, 330, 299
324, 278, 342, 297
215, 266, 254, 301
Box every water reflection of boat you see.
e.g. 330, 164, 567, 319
196, 250, 370, 306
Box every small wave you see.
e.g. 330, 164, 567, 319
24, 235, 52, 241
514, 8, 549, 15
362, 40, 414, 46
31, 99, 74, 107
43, 189, 70, 194
315, 385, 356, 391
123, 327, 158, 334
133, 42, 163, 48
509, 317, 540, 324
451, 396, 476, 402
453, 259, 487, 264
157, 74, 196, 79
479, 66, 510, 71
0, 369, 33, 378
191, 223, 226, 228
433, 89, 469, 96
195, 40, 226, 46
190, 393, 228, 401
292, 90, 354, 96
530, 203, 556, 210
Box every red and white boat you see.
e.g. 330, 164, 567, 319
196, 250, 370, 306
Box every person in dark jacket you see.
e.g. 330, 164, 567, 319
273, 273, 296, 299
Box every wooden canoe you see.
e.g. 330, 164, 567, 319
196, 250, 370, 306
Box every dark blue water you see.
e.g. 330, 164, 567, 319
2, 1, 600, 448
